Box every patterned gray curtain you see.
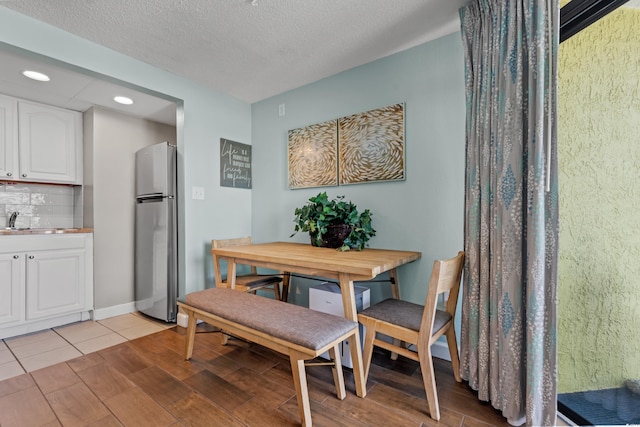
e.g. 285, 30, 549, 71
458, 1, 559, 426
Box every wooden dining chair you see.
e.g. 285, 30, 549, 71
357, 251, 464, 421
212, 237, 288, 301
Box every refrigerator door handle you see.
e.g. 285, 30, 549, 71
136, 194, 172, 203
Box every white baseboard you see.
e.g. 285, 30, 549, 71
431, 340, 452, 361
0, 311, 90, 340
92, 302, 137, 321
407, 340, 452, 361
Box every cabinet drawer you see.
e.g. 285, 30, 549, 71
0, 234, 86, 252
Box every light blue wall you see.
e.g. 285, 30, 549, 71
0, 7, 252, 300
251, 33, 466, 308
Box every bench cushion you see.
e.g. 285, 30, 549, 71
185, 288, 357, 351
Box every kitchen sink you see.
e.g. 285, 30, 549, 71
3, 227, 71, 233
36, 228, 67, 233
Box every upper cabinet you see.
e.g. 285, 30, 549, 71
0, 95, 18, 180
0, 94, 82, 185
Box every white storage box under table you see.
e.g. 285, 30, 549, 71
309, 282, 370, 368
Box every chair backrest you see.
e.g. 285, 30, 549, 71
212, 237, 257, 281
212, 237, 253, 249
420, 251, 465, 341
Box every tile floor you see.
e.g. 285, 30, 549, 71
0, 313, 174, 381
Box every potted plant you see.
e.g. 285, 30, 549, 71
291, 192, 376, 251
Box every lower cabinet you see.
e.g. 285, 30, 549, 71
0, 253, 24, 325
26, 248, 86, 320
0, 233, 93, 339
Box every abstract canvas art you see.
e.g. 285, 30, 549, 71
338, 103, 405, 185
287, 103, 405, 189
288, 120, 338, 189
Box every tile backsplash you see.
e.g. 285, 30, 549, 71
0, 182, 82, 229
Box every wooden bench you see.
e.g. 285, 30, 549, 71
178, 288, 358, 427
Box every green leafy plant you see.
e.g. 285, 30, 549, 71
291, 192, 376, 251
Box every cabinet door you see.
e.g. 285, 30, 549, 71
0, 252, 24, 326
18, 101, 81, 184
25, 249, 85, 320
0, 95, 18, 179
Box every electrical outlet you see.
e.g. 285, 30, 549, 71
192, 186, 205, 200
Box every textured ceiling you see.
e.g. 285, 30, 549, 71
0, 0, 470, 103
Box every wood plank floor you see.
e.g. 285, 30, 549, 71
0, 324, 511, 426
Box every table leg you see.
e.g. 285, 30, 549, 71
388, 268, 400, 299
227, 258, 237, 289
338, 273, 367, 398
212, 253, 223, 287
388, 268, 402, 360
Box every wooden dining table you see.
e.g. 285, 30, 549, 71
210, 241, 422, 397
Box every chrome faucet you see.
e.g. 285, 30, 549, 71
8, 211, 18, 228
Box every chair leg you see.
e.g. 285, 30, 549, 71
390, 338, 404, 361
281, 272, 291, 302
273, 283, 281, 301
445, 326, 461, 382
328, 344, 346, 400
359, 317, 377, 381
221, 332, 230, 345
418, 345, 440, 421
289, 351, 312, 427
184, 310, 197, 360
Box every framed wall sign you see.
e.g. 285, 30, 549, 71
220, 138, 252, 189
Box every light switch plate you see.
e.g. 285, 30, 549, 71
192, 186, 205, 200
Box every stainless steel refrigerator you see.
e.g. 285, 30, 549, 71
134, 141, 178, 322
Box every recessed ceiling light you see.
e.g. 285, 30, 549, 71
22, 70, 50, 82
114, 96, 134, 105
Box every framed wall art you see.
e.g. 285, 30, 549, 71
338, 103, 405, 185
220, 138, 252, 189
287, 103, 405, 189
288, 119, 338, 189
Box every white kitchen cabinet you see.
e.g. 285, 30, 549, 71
0, 94, 18, 179
18, 101, 82, 184
26, 248, 86, 320
0, 252, 24, 326
0, 94, 82, 184
0, 233, 93, 339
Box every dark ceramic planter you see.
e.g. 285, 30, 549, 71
310, 224, 352, 249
